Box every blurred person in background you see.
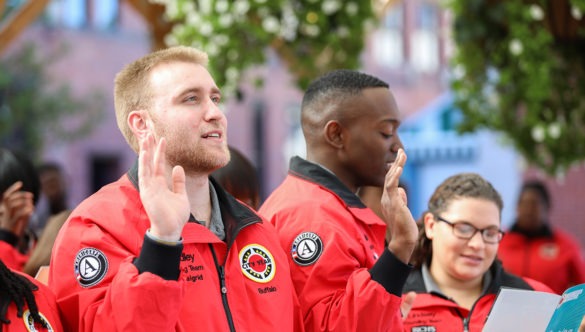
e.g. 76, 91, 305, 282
498, 179, 585, 294
23, 210, 69, 278
0, 149, 62, 330
403, 173, 552, 331
30, 163, 69, 236
211, 145, 260, 209
0, 149, 41, 271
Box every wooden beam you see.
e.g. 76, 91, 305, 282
0, 0, 49, 54
125, 0, 173, 51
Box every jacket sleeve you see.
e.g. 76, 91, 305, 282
275, 210, 409, 331
49, 215, 185, 332
567, 236, 585, 286
0, 230, 27, 271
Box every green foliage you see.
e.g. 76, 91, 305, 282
0, 44, 104, 158
445, 0, 585, 175
151, 0, 377, 95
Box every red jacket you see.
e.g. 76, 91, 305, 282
0, 240, 27, 271
49, 163, 301, 332
259, 157, 411, 332
402, 261, 553, 332
2, 271, 63, 332
498, 223, 585, 294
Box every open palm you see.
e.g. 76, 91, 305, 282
138, 134, 190, 241
381, 149, 418, 263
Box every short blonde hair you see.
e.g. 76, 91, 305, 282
114, 46, 209, 152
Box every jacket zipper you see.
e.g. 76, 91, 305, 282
208, 210, 261, 332
451, 299, 474, 332
210, 244, 236, 332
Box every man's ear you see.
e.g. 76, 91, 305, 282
423, 213, 436, 240
128, 110, 151, 142
323, 120, 345, 149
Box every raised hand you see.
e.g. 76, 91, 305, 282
138, 134, 189, 242
0, 181, 34, 237
401, 291, 417, 318
381, 149, 418, 264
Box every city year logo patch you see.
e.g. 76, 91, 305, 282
291, 232, 323, 266
239, 244, 276, 283
539, 243, 559, 259
22, 310, 53, 332
74, 247, 108, 288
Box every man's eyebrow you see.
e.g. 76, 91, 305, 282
176, 86, 222, 98
380, 119, 400, 126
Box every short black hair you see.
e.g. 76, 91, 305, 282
301, 69, 389, 109
520, 180, 550, 209
0, 149, 40, 205
37, 162, 64, 175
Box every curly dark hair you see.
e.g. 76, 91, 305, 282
410, 173, 503, 267
0, 259, 47, 327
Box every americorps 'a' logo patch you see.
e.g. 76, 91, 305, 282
239, 244, 276, 283
74, 247, 108, 288
291, 232, 323, 266
22, 310, 53, 332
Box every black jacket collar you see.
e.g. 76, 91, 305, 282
404, 259, 534, 295
289, 156, 366, 209
508, 221, 554, 238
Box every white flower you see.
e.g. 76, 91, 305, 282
206, 43, 220, 56
279, 4, 299, 41
548, 122, 561, 139
234, 0, 250, 15
302, 24, 320, 37
228, 50, 239, 61
199, 22, 214, 36
199, 0, 212, 15
509, 39, 523, 56
572, 6, 583, 20
531, 125, 545, 142
262, 16, 280, 33
226, 67, 239, 81
452, 64, 466, 80
336, 26, 350, 38
164, 34, 179, 46
346, 2, 358, 16
165, 1, 179, 19
186, 12, 201, 26
529, 4, 544, 21
322, 0, 342, 15
487, 92, 500, 107
255, 0, 267, 3
215, 0, 229, 13
218, 14, 233, 27
214, 34, 229, 46
183, 2, 195, 13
